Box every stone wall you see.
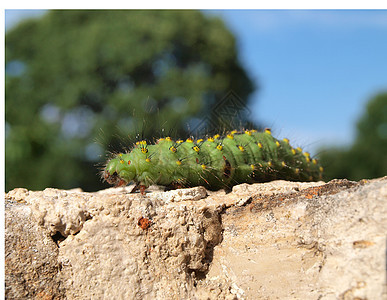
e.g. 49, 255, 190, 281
5, 177, 387, 299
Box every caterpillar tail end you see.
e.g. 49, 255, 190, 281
103, 170, 128, 187
102, 169, 147, 194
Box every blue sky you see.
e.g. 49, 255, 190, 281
5, 9, 387, 154
209, 10, 387, 153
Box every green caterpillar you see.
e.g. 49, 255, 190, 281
102, 129, 323, 194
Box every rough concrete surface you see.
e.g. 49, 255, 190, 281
5, 177, 387, 299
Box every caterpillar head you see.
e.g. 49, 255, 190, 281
103, 153, 136, 187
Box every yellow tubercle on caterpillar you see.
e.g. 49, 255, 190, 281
312, 159, 318, 165
245, 130, 252, 136
281, 161, 286, 167
296, 147, 303, 152
169, 146, 177, 153
196, 139, 203, 143
165, 137, 172, 142
227, 134, 234, 139
120, 159, 124, 164
176, 160, 182, 166
137, 140, 147, 146
201, 164, 207, 170
250, 164, 255, 170
186, 138, 193, 143
283, 138, 289, 144
145, 158, 151, 163
257, 142, 263, 148
231, 130, 238, 134
291, 148, 296, 155
193, 146, 200, 152
207, 137, 214, 142
268, 161, 272, 167
319, 166, 324, 173
119, 153, 123, 157
295, 168, 300, 174
275, 141, 280, 147
216, 144, 223, 151
213, 134, 220, 139
264, 128, 271, 135
176, 139, 183, 144
141, 147, 148, 154
238, 145, 245, 152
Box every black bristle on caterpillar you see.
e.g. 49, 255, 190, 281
102, 128, 323, 194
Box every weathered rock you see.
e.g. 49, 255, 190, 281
207, 178, 387, 300
5, 177, 387, 299
5, 196, 65, 299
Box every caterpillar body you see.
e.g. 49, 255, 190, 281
102, 129, 323, 194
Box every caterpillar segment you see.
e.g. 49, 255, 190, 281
102, 129, 323, 194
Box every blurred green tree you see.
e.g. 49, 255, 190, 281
5, 10, 255, 192
319, 92, 387, 180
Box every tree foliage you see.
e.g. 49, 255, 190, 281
5, 10, 255, 191
319, 92, 387, 181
